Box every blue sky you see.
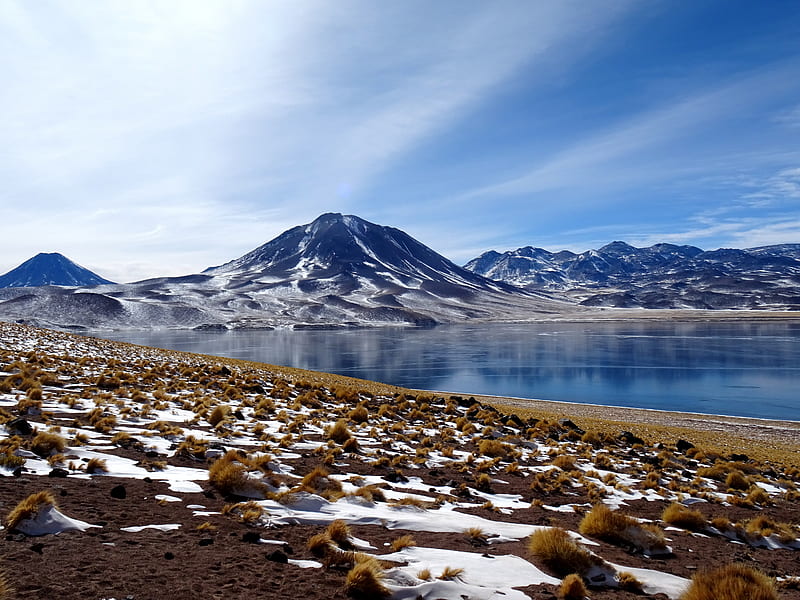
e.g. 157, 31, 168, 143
1, 1, 799, 282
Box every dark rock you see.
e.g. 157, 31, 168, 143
619, 431, 645, 446
143, 477, 153, 483
383, 469, 408, 483
7, 417, 33, 436
676, 439, 695, 453
48, 468, 68, 478
242, 531, 261, 544
198, 538, 214, 546
730, 453, 749, 462
558, 418, 583, 434
30, 543, 45, 554
283, 545, 294, 555
266, 549, 288, 563
11, 467, 23, 477
110, 485, 127, 499
233, 409, 245, 420
164, 552, 174, 560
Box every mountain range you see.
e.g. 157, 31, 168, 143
0, 214, 574, 330
464, 241, 800, 309
0, 214, 797, 330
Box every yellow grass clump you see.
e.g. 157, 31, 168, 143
679, 564, 778, 600
528, 527, 602, 577
662, 503, 707, 532
390, 534, 417, 552
30, 432, 67, 457
343, 556, 390, 598
207, 450, 266, 498
6, 490, 56, 530
579, 504, 668, 555
559, 573, 588, 600
328, 419, 353, 444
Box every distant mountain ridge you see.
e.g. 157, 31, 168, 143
0, 252, 114, 288
0, 214, 572, 330
464, 241, 800, 309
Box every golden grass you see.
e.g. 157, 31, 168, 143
662, 503, 707, 532
6, 491, 56, 530
390, 534, 416, 552
207, 451, 266, 498
29, 432, 66, 457
328, 419, 353, 444
579, 504, 667, 555
343, 557, 390, 598
326, 519, 353, 549
85, 457, 107, 473
437, 566, 464, 581
559, 573, 587, 600
528, 527, 602, 577
680, 564, 778, 600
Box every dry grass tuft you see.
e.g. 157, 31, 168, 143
328, 419, 352, 444
662, 503, 707, 532
327, 519, 353, 549
679, 564, 778, 600
6, 490, 56, 530
307, 532, 334, 558
390, 534, 416, 552
559, 573, 588, 600
437, 566, 465, 581
30, 432, 67, 457
207, 451, 266, 498
579, 504, 667, 555
85, 457, 108, 473
528, 527, 602, 577
343, 556, 390, 598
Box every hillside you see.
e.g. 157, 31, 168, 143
0, 323, 797, 599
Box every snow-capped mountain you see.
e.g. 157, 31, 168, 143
0, 214, 575, 330
0, 252, 114, 288
465, 242, 800, 309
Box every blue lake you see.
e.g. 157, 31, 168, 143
94, 321, 800, 421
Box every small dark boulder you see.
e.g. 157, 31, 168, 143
383, 469, 408, 484
266, 549, 288, 563
7, 417, 33, 436
619, 431, 645, 446
558, 419, 584, 434
198, 538, 214, 547
48, 468, 68, 478
676, 439, 695, 453
110, 484, 127, 499
242, 531, 261, 544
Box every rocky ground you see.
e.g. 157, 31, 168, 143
0, 322, 797, 600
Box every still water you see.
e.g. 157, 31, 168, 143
95, 321, 800, 421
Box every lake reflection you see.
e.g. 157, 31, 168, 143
94, 321, 800, 420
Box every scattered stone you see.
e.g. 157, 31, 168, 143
383, 469, 408, 483
676, 439, 695, 453
199, 538, 214, 547
48, 468, 68, 478
30, 542, 45, 554
242, 531, 261, 544
619, 431, 645, 446
164, 552, 174, 560
7, 417, 33, 436
110, 485, 127, 500
730, 453, 749, 462
558, 418, 584, 434
266, 549, 288, 563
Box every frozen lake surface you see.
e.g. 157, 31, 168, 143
96, 321, 800, 421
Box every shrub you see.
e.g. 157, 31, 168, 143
6, 491, 56, 530
390, 534, 416, 551
207, 451, 266, 498
528, 527, 602, 577
559, 573, 588, 600
328, 419, 352, 444
85, 457, 107, 473
662, 503, 707, 532
579, 504, 668, 555
726, 470, 750, 491
343, 557, 389, 598
348, 404, 369, 424
30, 432, 67, 457
680, 564, 777, 600
464, 527, 488, 545
477, 439, 508, 458
438, 566, 465, 580
327, 519, 353, 549
297, 466, 343, 500
208, 404, 231, 427
307, 532, 334, 557
550, 454, 576, 470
